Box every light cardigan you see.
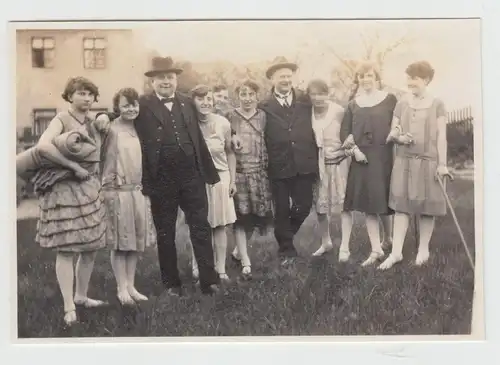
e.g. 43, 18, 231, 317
311, 100, 346, 181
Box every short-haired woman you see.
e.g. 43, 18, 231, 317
306, 79, 353, 258
16, 76, 108, 326
379, 61, 452, 270
189, 85, 237, 283
226, 79, 273, 279
98, 88, 157, 304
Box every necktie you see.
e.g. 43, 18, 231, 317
275, 93, 290, 108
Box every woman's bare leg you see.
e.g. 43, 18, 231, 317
416, 215, 435, 265
338, 211, 353, 262
55, 252, 77, 325
126, 252, 148, 301
378, 212, 410, 270
74, 251, 107, 307
110, 250, 134, 305
361, 214, 385, 266
312, 213, 333, 256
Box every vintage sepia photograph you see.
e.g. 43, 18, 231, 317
12, 18, 482, 340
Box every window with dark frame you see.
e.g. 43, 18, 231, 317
83, 37, 107, 69
33, 109, 57, 136
31, 37, 55, 68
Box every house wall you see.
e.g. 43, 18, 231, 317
16, 29, 150, 136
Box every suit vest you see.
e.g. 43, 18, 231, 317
262, 94, 319, 180
159, 99, 194, 157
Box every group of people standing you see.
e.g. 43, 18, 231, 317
15, 55, 452, 327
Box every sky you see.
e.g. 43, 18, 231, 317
135, 19, 482, 115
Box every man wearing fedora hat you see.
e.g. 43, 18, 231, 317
134, 57, 221, 295
259, 57, 319, 265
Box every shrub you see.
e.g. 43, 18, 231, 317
447, 121, 474, 169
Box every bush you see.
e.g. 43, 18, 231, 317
447, 121, 474, 169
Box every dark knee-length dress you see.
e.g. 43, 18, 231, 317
340, 93, 398, 215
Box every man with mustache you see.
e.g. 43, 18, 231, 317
258, 57, 319, 265
134, 57, 221, 295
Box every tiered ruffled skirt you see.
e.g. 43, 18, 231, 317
35, 175, 107, 253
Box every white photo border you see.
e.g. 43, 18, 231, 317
1, 0, 497, 363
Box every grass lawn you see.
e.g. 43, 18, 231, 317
16, 179, 475, 338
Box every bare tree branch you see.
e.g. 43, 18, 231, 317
322, 43, 357, 74
360, 33, 373, 59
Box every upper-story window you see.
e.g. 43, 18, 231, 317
83, 37, 106, 69
31, 37, 55, 68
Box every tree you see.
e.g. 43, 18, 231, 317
177, 61, 203, 93
321, 26, 414, 104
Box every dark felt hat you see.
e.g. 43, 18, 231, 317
144, 57, 183, 77
266, 56, 298, 79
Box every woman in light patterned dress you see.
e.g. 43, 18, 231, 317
190, 84, 237, 283
98, 88, 157, 305
379, 61, 453, 270
306, 79, 354, 259
20, 77, 108, 326
226, 80, 273, 279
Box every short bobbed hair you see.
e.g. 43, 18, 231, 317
112, 88, 139, 114
405, 61, 435, 84
61, 76, 99, 103
307, 79, 330, 95
190, 84, 212, 99
213, 84, 228, 93
235, 79, 260, 95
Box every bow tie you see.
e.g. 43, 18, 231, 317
161, 97, 175, 104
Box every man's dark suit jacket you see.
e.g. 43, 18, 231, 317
133, 92, 220, 196
259, 89, 319, 180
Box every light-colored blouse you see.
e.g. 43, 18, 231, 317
312, 100, 345, 180
101, 119, 142, 188
198, 113, 231, 172
393, 93, 446, 160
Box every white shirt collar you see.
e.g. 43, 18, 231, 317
274, 89, 293, 106
156, 92, 175, 101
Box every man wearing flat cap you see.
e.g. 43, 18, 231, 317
259, 57, 319, 265
134, 57, 221, 295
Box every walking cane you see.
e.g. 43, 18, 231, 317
437, 174, 479, 336
436, 175, 475, 270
